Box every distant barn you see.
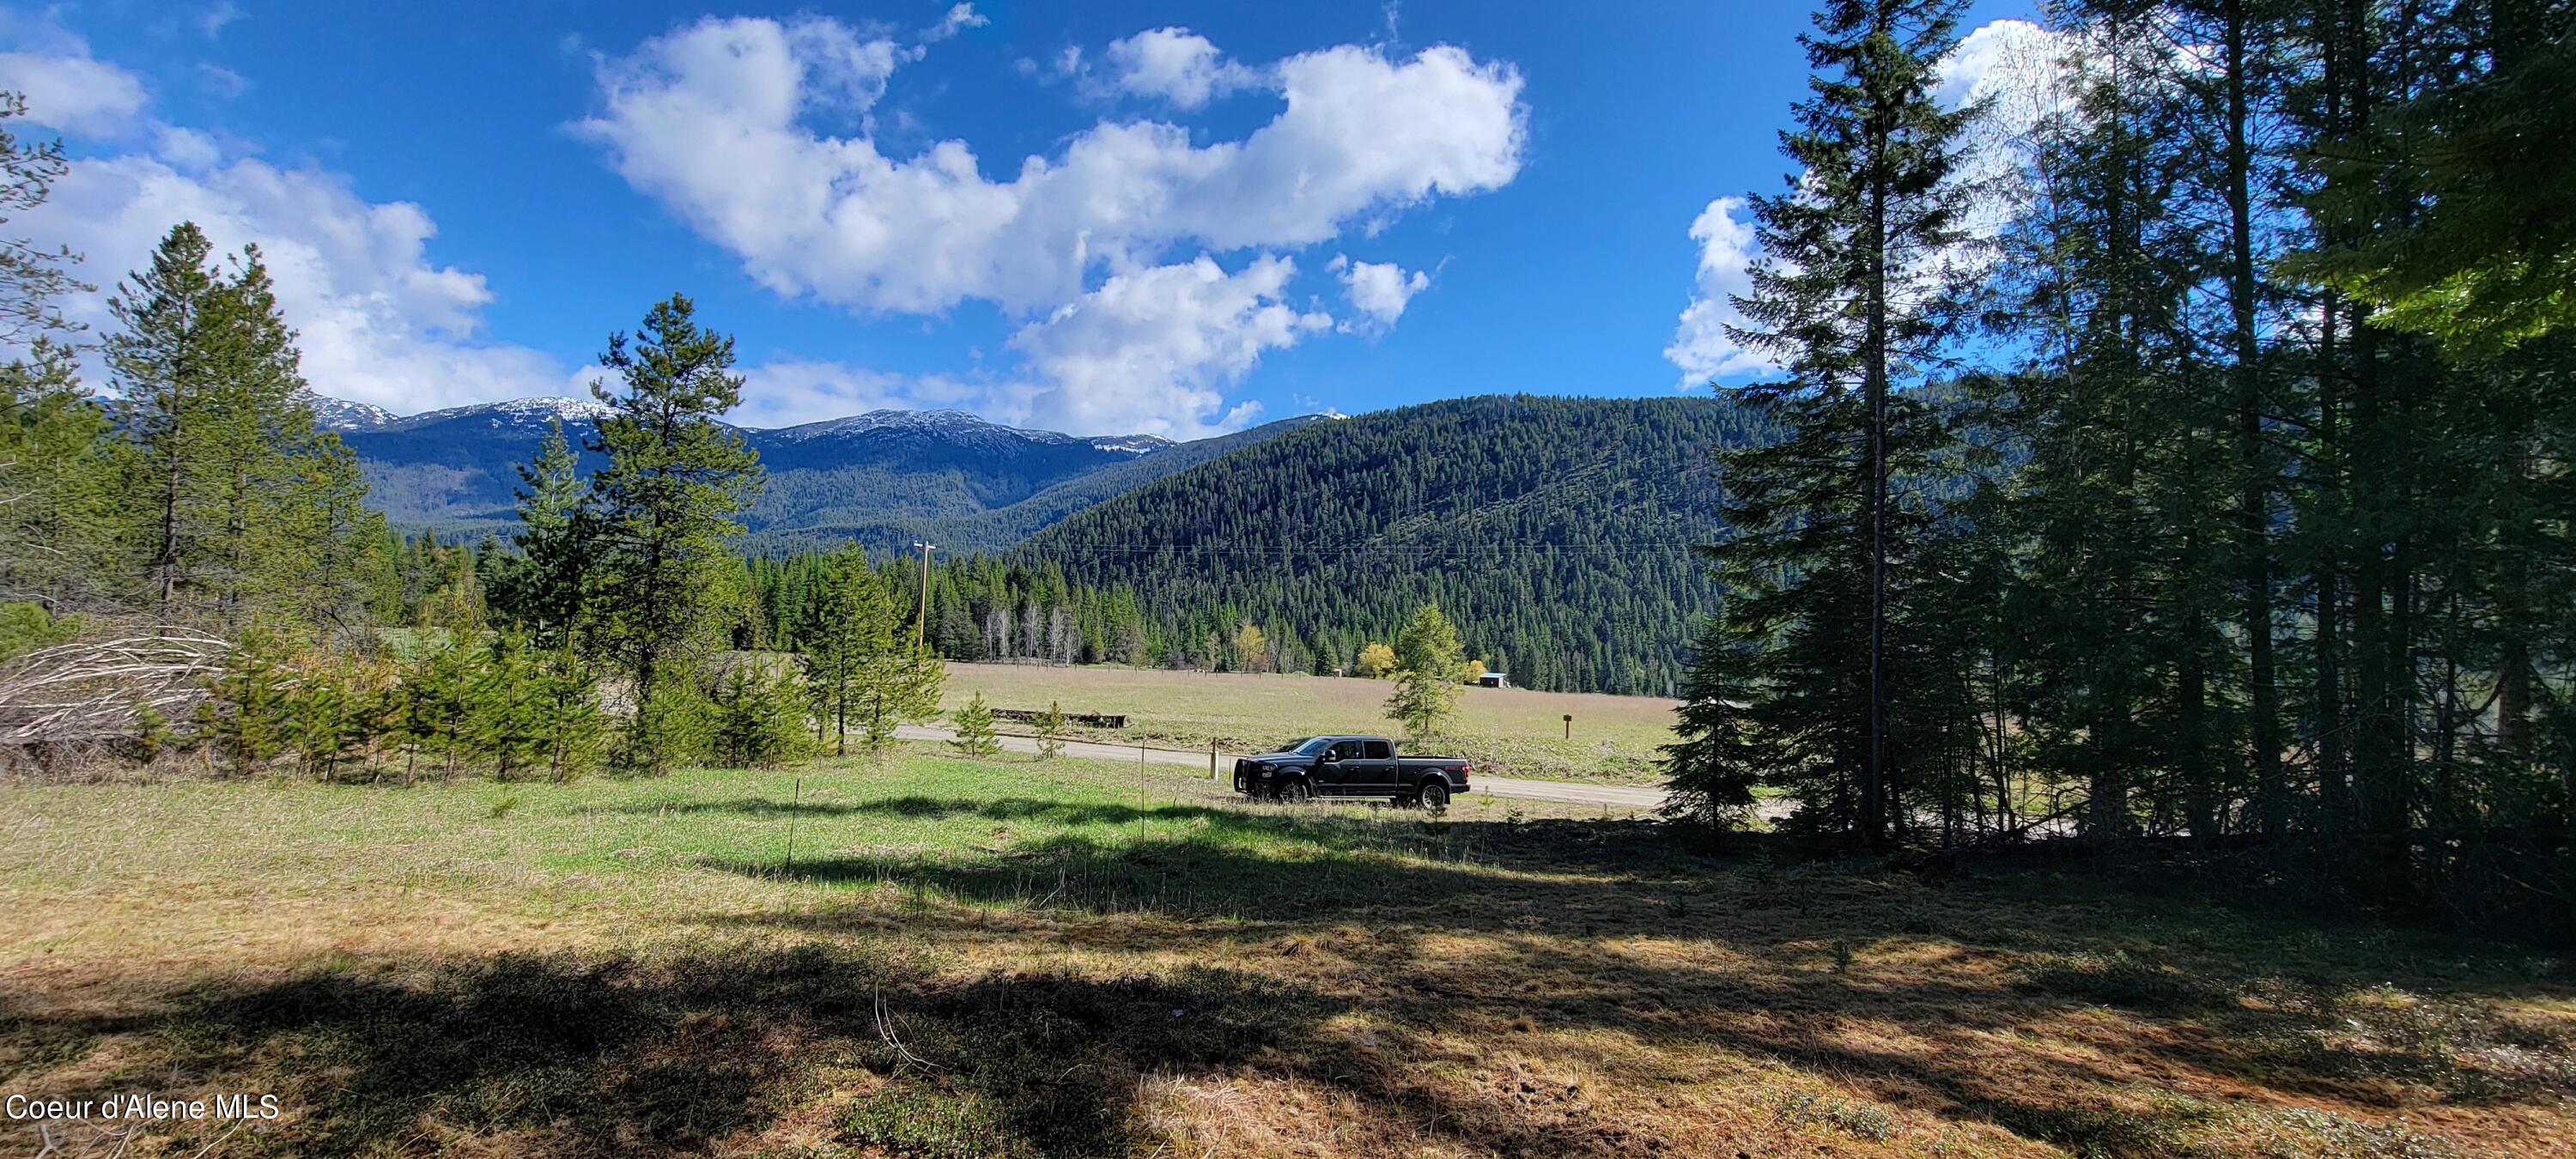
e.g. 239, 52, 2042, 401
1476, 672, 1511, 689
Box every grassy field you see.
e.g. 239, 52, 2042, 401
937, 663, 1680, 785
3, 749, 2571, 1156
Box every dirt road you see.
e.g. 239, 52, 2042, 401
890, 725, 1672, 810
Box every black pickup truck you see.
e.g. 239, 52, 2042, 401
1233, 736, 1473, 807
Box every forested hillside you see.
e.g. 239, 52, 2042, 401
748, 415, 1327, 555
1014, 395, 1775, 695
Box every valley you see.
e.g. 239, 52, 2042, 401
932, 661, 1681, 786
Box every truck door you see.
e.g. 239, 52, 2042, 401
1316, 739, 1366, 793
1353, 739, 1400, 789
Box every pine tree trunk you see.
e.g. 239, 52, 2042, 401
1863, 62, 1893, 852
2222, 0, 2284, 839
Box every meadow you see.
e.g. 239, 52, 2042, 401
936, 662, 1680, 785
3, 747, 2571, 1156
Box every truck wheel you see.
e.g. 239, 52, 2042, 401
1278, 778, 1312, 805
1418, 781, 1449, 810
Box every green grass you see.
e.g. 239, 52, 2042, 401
3, 750, 2570, 1156
936, 661, 1680, 784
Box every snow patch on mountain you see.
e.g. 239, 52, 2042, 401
315, 392, 1176, 452
386, 396, 621, 431
305, 395, 398, 432
1086, 437, 1173, 455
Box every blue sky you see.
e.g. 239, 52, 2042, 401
6, 0, 2042, 436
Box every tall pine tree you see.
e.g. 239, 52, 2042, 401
580, 294, 762, 775
1669, 0, 1978, 846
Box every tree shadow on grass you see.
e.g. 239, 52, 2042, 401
11, 943, 1350, 1157
700, 804, 2576, 1153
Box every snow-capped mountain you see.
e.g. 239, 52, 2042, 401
769, 408, 1173, 457
301, 394, 398, 432
386, 396, 623, 431
325, 392, 1285, 552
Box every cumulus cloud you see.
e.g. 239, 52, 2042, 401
579, 15, 1523, 432
1100, 27, 1260, 108
1003, 255, 1327, 438
1, 15, 575, 412
1936, 18, 2064, 112
28, 152, 572, 410
1663, 18, 2073, 387
580, 20, 1521, 314
1663, 197, 1772, 385
1328, 253, 1430, 332
3, 46, 150, 138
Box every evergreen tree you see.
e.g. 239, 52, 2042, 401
535, 644, 607, 783
485, 419, 589, 648
0, 91, 88, 346
0, 343, 137, 611
580, 294, 762, 775
2291, 5, 2576, 354
1035, 698, 1066, 761
469, 634, 555, 781
280, 650, 386, 783
106, 225, 368, 629
1677, 0, 1978, 846
1660, 627, 1763, 846
852, 641, 944, 755
951, 690, 1000, 757
393, 635, 480, 784
1385, 604, 1465, 738
710, 661, 811, 769
798, 545, 899, 755
199, 634, 291, 777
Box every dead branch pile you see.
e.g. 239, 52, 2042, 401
0, 627, 231, 746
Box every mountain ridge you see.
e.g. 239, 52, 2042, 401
324, 393, 1306, 554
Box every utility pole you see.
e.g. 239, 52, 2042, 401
911, 540, 937, 648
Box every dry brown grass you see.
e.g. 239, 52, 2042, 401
939, 661, 1681, 784
1, 749, 2568, 1156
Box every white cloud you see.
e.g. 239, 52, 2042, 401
581, 21, 1520, 314
0, 16, 582, 413
1663, 196, 1772, 385
1328, 252, 1429, 331
150, 125, 222, 169
1936, 18, 2066, 112
579, 16, 1522, 432
921, 3, 986, 44
3, 46, 150, 138
27, 152, 572, 411
1100, 27, 1259, 109
1003, 255, 1326, 438
1662, 19, 2075, 387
